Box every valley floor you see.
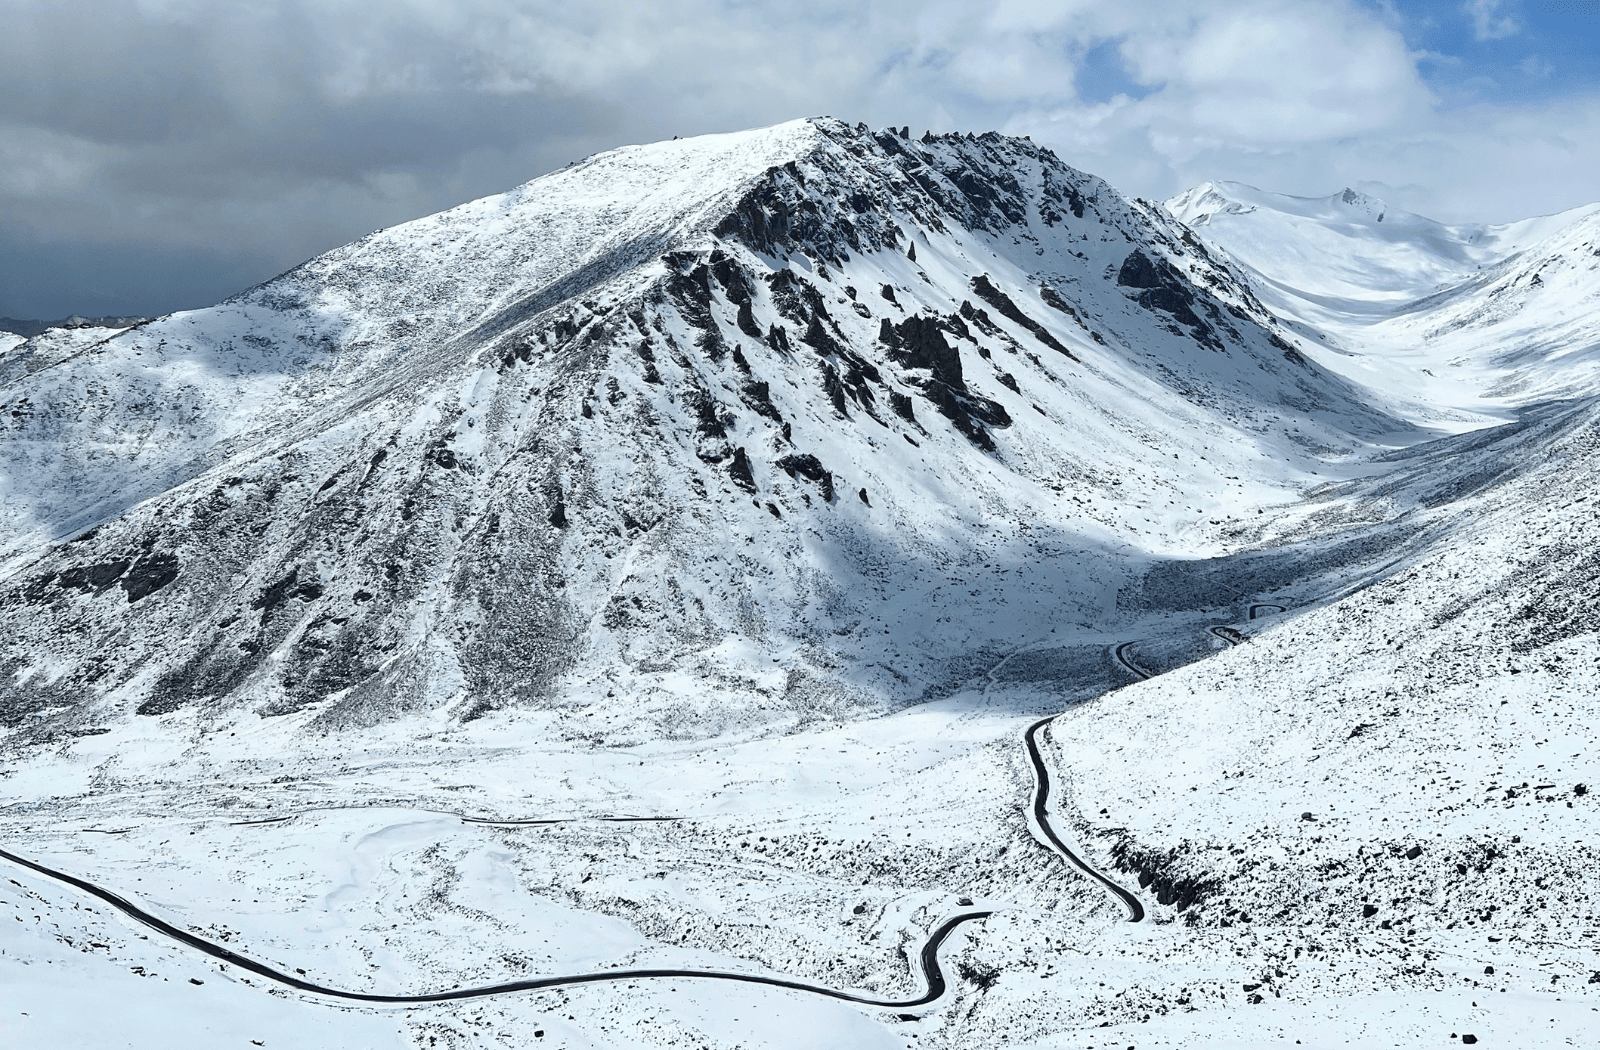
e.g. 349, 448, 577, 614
5, 468, 1597, 1050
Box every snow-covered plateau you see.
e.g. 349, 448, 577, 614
2, 118, 1596, 1049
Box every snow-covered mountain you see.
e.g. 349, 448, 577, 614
1167, 181, 1600, 425
1166, 180, 1596, 310
0, 315, 149, 339
0, 118, 1396, 745
3, 122, 1599, 1050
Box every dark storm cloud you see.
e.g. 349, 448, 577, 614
2, 0, 1597, 320
0, 0, 641, 317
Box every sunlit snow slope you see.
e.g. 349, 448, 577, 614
1168, 181, 1600, 425
4, 122, 1599, 1050
0, 119, 1396, 744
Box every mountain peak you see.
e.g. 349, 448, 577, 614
1335, 187, 1387, 221
0, 117, 1383, 739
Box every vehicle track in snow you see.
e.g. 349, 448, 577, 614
0, 843, 988, 1010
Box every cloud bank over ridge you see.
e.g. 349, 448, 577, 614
2, 0, 1597, 317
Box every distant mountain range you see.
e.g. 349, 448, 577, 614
0, 315, 148, 338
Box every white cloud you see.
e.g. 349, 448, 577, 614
1, 0, 1597, 316
1517, 54, 1553, 78
1116, 1, 1434, 143
1464, 0, 1520, 41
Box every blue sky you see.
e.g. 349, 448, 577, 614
1381, 0, 1600, 103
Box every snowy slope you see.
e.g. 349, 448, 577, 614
0, 118, 1398, 745
3, 122, 1599, 1050
1368, 209, 1600, 405
1167, 180, 1597, 311
1167, 181, 1600, 426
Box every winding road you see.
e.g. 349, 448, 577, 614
1209, 625, 1243, 646
1113, 640, 1153, 681
2, 618, 1278, 1012
1017, 619, 1272, 919
0, 843, 987, 1009
1022, 718, 1145, 922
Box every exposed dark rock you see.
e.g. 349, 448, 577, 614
820, 362, 850, 417
777, 453, 834, 502
728, 447, 756, 492
957, 960, 999, 992
958, 300, 1005, 341
766, 324, 791, 354
942, 313, 973, 343
1114, 250, 1219, 346
803, 313, 844, 357
1116, 249, 1165, 290
889, 391, 916, 422
1109, 837, 1219, 912
713, 180, 793, 254
880, 284, 898, 305
740, 380, 784, 422
688, 390, 728, 441
881, 315, 963, 387
58, 560, 131, 593
930, 386, 1008, 451
735, 299, 763, 338
666, 260, 727, 361
121, 553, 180, 603
879, 312, 1009, 449
633, 338, 663, 383
970, 274, 1078, 361
1065, 183, 1086, 218
710, 250, 754, 304
766, 268, 829, 328
1039, 284, 1090, 330
251, 568, 324, 624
